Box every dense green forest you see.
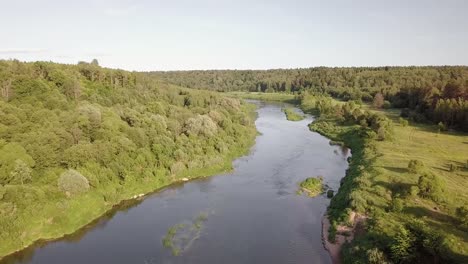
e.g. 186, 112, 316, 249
0, 60, 256, 258
151, 67, 468, 131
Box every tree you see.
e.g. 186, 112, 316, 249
399, 117, 409, 127
408, 160, 425, 174
373, 93, 385, 108
390, 226, 416, 262
366, 248, 390, 264
91, 59, 99, 66
58, 169, 90, 195
0, 143, 35, 185
418, 173, 444, 201
10, 159, 32, 185
1, 79, 12, 101
63, 77, 82, 100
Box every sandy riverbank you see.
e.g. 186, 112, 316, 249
322, 212, 366, 264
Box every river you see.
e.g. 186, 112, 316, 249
2, 101, 350, 264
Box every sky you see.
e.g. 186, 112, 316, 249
0, 0, 467, 71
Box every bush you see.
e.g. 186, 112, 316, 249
184, 114, 218, 137
170, 161, 186, 175
299, 177, 323, 197
383, 100, 391, 109
409, 186, 419, 196
408, 160, 425, 174
366, 248, 391, 264
437, 122, 447, 132
390, 197, 404, 212
418, 173, 444, 202
455, 206, 468, 230
390, 226, 416, 262
10, 159, 32, 185
399, 117, 409, 127
58, 169, 90, 195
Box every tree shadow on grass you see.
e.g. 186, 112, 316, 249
433, 161, 468, 173
381, 166, 407, 174
404, 206, 468, 263
374, 180, 414, 198
404, 206, 456, 224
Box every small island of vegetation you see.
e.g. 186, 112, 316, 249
298, 176, 323, 197
283, 108, 305, 121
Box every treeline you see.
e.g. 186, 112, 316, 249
151, 67, 468, 131
0, 59, 256, 257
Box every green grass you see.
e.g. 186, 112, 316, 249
226, 91, 298, 103
282, 108, 305, 121
299, 177, 323, 197
302, 96, 468, 262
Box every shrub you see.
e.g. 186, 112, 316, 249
390, 226, 416, 262
399, 117, 409, 127
409, 186, 419, 196
408, 160, 425, 174
184, 115, 218, 137
437, 122, 447, 132
366, 248, 391, 264
373, 93, 384, 108
390, 197, 404, 212
299, 177, 323, 197
383, 100, 391, 109
10, 159, 32, 185
170, 161, 186, 175
455, 206, 468, 230
58, 169, 90, 195
418, 173, 445, 202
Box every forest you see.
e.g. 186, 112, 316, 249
0, 59, 256, 258
151, 67, 468, 131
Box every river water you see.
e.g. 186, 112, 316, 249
3, 101, 349, 264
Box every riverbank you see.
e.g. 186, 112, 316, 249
300, 93, 468, 263
0, 137, 257, 261
0, 101, 258, 261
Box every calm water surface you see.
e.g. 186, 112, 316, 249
3, 101, 349, 264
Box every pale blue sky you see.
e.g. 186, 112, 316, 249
1, 0, 467, 70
